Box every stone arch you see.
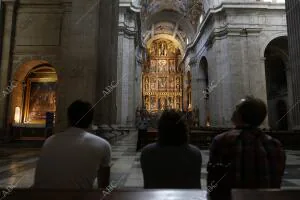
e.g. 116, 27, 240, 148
143, 10, 195, 39
264, 36, 290, 130
146, 34, 185, 55
260, 32, 287, 58
13, 60, 53, 81
184, 70, 192, 112
199, 56, 209, 86
199, 56, 210, 126
9, 60, 58, 125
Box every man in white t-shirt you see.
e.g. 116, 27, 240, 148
34, 100, 111, 189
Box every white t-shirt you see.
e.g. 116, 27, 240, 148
34, 127, 111, 189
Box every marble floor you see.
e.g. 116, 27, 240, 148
0, 131, 300, 189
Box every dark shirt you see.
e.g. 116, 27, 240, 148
207, 128, 286, 199
141, 143, 202, 189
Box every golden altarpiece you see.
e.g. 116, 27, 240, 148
142, 39, 183, 113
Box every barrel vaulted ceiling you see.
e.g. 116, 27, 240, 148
139, 0, 203, 50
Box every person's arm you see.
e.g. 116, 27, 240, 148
97, 143, 112, 189
207, 138, 220, 187
272, 140, 286, 188
98, 166, 110, 189
140, 149, 149, 188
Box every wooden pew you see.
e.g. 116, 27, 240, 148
232, 189, 300, 200
1, 189, 208, 200
140, 127, 300, 150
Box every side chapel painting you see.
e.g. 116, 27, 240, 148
23, 67, 58, 124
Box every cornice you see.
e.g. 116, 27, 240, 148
119, 1, 141, 13
181, 2, 286, 64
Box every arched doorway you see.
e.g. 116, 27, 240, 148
199, 57, 210, 126
186, 71, 192, 112
264, 36, 289, 130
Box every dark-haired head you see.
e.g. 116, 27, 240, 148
233, 96, 267, 128
158, 110, 189, 146
68, 100, 94, 129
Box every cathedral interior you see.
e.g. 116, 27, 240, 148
0, 0, 300, 193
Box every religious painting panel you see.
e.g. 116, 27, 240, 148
144, 76, 150, 91
158, 77, 167, 90
150, 95, 156, 110
24, 78, 57, 124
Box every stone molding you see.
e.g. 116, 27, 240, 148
182, 2, 286, 63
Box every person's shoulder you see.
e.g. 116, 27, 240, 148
187, 144, 202, 157
264, 133, 284, 149
141, 143, 158, 154
214, 129, 241, 143
188, 144, 201, 153
84, 132, 110, 143
84, 132, 111, 149
42, 135, 55, 148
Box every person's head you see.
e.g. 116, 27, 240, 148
67, 100, 94, 129
232, 96, 267, 128
158, 110, 189, 146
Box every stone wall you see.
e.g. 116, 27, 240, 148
186, 2, 287, 128
56, 0, 120, 131
0, 0, 69, 128
117, 7, 139, 126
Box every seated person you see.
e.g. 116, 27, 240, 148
136, 114, 149, 151
33, 100, 111, 189
141, 110, 202, 189
207, 97, 286, 200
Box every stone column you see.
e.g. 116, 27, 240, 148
116, 8, 137, 126
0, 0, 16, 128
190, 61, 199, 108
191, 60, 206, 126
56, 0, 119, 131
135, 49, 143, 109
257, 57, 269, 129
286, 0, 300, 130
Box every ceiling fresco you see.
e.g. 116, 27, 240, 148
141, 0, 202, 26
141, 0, 188, 17
140, 0, 203, 51
154, 22, 175, 35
